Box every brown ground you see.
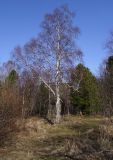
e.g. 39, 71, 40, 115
0, 116, 113, 160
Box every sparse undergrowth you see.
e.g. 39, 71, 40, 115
0, 116, 113, 160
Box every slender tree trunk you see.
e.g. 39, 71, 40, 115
22, 89, 25, 118
56, 81, 61, 123
48, 81, 52, 117
67, 104, 70, 116
67, 88, 70, 116
55, 24, 61, 123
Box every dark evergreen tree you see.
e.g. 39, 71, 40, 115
5, 69, 18, 85
100, 56, 113, 116
70, 64, 99, 115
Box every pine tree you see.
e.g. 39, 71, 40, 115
70, 64, 99, 115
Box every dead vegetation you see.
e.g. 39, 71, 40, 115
0, 116, 113, 160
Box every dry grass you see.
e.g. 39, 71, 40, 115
0, 116, 113, 160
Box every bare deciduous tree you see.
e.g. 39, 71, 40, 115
13, 5, 82, 123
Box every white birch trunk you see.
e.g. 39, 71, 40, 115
55, 23, 61, 123
55, 60, 61, 123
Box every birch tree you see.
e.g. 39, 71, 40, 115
13, 5, 82, 123
38, 5, 82, 123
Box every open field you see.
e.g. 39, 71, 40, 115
0, 116, 113, 160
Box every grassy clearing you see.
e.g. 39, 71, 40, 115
0, 116, 113, 160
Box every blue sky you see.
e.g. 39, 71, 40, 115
0, 0, 113, 75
